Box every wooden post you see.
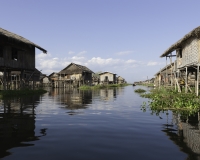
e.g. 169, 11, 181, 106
197, 65, 199, 96
20, 70, 24, 89
3, 67, 6, 90
185, 67, 188, 93
170, 53, 172, 86
165, 56, 167, 87
32, 73, 35, 90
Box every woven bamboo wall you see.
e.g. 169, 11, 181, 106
177, 37, 199, 68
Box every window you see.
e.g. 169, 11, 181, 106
12, 48, 18, 61
0, 46, 3, 58
179, 49, 182, 58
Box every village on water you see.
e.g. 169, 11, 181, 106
1, 26, 200, 96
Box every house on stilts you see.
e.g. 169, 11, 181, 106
52, 63, 93, 88
159, 26, 200, 95
99, 72, 117, 85
154, 62, 175, 87
0, 27, 47, 90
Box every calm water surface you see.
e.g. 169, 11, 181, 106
0, 86, 199, 160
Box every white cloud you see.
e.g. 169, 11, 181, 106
116, 50, 133, 55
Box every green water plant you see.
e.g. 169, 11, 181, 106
79, 84, 129, 90
134, 88, 146, 93
141, 87, 200, 116
0, 88, 47, 98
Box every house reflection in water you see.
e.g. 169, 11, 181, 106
100, 88, 117, 101
49, 88, 92, 115
0, 96, 47, 158
163, 112, 200, 159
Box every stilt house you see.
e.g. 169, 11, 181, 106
54, 63, 93, 88
160, 26, 200, 95
99, 72, 117, 84
92, 73, 100, 85
0, 27, 47, 90
49, 72, 59, 87
154, 62, 175, 87
117, 76, 125, 84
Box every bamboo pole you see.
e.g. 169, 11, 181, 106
185, 67, 188, 93
166, 56, 167, 87
170, 53, 172, 86
3, 67, 6, 90
173, 71, 181, 92
197, 65, 199, 96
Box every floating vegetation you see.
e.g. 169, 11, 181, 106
140, 87, 200, 116
134, 88, 146, 93
0, 88, 47, 98
79, 84, 130, 90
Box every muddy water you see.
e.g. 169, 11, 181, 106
0, 86, 199, 160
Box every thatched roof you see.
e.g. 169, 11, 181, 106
99, 71, 116, 75
59, 63, 93, 74
160, 26, 200, 57
0, 27, 47, 53
48, 72, 58, 77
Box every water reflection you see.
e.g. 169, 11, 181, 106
0, 96, 46, 158
47, 87, 124, 115
156, 110, 200, 159
48, 88, 92, 115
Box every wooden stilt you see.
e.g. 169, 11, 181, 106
170, 53, 173, 86
197, 65, 199, 96
166, 56, 167, 87
185, 67, 188, 93
3, 68, 6, 90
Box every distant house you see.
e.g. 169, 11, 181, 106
92, 73, 100, 85
99, 72, 117, 84
48, 72, 59, 87
117, 76, 125, 84
40, 75, 50, 87
154, 62, 175, 87
53, 63, 93, 88
0, 27, 47, 89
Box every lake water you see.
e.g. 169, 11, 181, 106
0, 85, 200, 160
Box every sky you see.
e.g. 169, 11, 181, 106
1, 0, 200, 83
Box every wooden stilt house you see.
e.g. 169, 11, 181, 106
99, 72, 117, 84
117, 76, 125, 84
160, 26, 200, 95
154, 62, 175, 87
56, 63, 93, 88
0, 27, 47, 90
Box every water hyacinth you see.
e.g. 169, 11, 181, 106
141, 87, 200, 116
134, 88, 146, 93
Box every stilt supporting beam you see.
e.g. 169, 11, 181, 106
165, 56, 167, 87
185, 67, 188, 93
197, 65, 199, 96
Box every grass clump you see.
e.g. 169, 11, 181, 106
79, 84, 129, 90
134, 88, 146, 93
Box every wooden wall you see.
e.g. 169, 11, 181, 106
100, 73, 116, 82
0, 36, 35, 71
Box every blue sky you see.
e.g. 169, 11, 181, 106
1, 0, 200, 82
